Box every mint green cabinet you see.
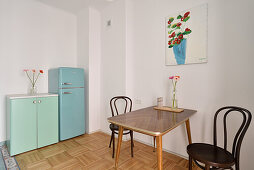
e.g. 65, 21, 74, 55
7, 94, 58, 156
37, 97, 58, 148
9, 98, 37, 156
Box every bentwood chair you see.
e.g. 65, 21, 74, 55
108, 96, 134, 158
187, 106, 252, 170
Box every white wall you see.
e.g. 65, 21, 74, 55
100, 0, 254, 169
1, 0, 253, 169
77, 7, 101, 133
100, 0, 126, 134
0, 0, 77, 142
88, 7, 101, 133
77, 7, 90, 132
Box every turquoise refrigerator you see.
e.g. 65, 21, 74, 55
49, 67, 85, 141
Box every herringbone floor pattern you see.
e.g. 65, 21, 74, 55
16, 132, 201, 170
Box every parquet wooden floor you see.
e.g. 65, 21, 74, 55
15, 132, 201, 170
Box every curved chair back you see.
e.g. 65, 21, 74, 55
213, 106, 252, 170
110, 96, 132, 117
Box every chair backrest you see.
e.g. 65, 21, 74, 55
110, 96, 132, 117
213, 106, 252, 170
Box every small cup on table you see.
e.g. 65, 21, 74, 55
157, 97, 163, 108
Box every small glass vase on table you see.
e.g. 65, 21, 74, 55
169, 76, 180, 110
171, 89, 178, 109
29, 85, 37, 94
24, 69, 43, 95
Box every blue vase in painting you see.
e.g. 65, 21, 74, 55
173, 39, 187, 65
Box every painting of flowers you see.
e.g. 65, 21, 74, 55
165, 4, 208, 65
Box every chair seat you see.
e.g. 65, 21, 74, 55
187, 143, 235, 168
109, 123, 130, 132
109, 123, 119, 130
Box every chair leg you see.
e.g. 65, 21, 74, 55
112, 131, 115, 158
188, 155, 192, 170
130, 131, 134, 147
109, 131, 113, 148
153, 136, 156, 152
130, 130, 134, 157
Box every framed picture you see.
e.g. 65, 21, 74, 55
165, 4, 208, 65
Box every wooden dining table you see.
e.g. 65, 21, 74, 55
107, 106, 197, 170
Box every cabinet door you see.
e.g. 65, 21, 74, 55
37, 96, 58, 148
10, 98, 37, 156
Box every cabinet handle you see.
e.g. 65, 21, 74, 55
62, 83, 72, 85
63, 92, 72, 94
38, 100, 41, 103
33, 100, 36, 104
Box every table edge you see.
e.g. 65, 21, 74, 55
108, 117, 191, 137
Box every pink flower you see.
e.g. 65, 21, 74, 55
174, 76, 180, 81
23, 69, 29, 72
169, 76, 174, 79
32, 69, 36, 73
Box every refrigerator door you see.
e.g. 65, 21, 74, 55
59, 88, 85, 141
59, 68, 84, 88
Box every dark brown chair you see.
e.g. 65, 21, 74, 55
108, 96, 134, 158
187, 106, 252, 170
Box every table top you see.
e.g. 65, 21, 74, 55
107, 106, 197, 136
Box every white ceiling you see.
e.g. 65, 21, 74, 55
38, 0, 116, 14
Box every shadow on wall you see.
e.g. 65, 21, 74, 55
201, 109, 213, 143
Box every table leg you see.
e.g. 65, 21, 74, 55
185, 119, 192, 144
156, 135, 163, 170
115, 125, 123, 169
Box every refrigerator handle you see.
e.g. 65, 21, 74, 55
62, 83, 72, 85
63, 92, 72, 94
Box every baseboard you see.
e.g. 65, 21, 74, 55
87, 129, 101, 134
98, 129, 110, 135
97, 130, 188, 160
99, 129, 129, 141
133, 137, 188, 160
